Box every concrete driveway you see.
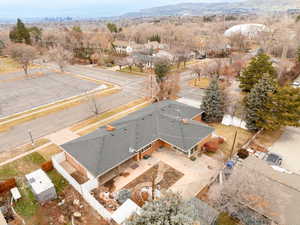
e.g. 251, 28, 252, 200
270, 127, 300, 175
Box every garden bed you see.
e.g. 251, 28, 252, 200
123, 162, 184, 190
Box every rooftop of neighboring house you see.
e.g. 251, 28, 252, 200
188, 197, 219, 225
61, 100, 214, 178
114, 40, 143, 49
241, 156, 300, 225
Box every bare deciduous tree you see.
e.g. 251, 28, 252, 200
87, 94, 101, 115
5, 43, 37, 75
48, 45, 73, 72
210, 166, 288, 225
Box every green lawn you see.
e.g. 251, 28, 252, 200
15, 182, 39, 218
0, 152, 68, 219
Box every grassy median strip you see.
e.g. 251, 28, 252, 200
0, 138, 50, 164
0, 88, 120, 133
37, 144, 62, 160
189, 78, 211, 89
76, 99, 151, 136
71, 98, 147, 132
0, 57, 42, 75
118, 66, 148, 76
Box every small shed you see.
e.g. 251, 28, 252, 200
25, 169, 57, 203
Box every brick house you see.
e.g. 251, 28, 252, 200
60, 100, 214, 182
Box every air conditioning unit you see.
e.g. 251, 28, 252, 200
129, 147, 136, 153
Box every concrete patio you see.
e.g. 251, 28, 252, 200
114, 148, 222, 200
153, 149, 222, 199
114, 156, 160, 191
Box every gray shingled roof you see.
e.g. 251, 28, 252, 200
61, 100, 214, 177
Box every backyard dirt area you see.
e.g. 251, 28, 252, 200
28, 186, 109, 225
123, 162, 184, 190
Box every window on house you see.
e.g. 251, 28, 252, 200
173, 146, 188, 155
141, 144, 152, 152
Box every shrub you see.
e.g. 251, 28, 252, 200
237, 149, 249, 159
41, 161, 53, 172
190, 156, 197, 161
117, 189, 131, 204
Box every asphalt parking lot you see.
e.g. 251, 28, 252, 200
0, 71, 98, 116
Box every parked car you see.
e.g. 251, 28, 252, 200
263, 153, 282, 166
292, 81, 300, 88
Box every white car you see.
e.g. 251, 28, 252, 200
292, 81, 300, 88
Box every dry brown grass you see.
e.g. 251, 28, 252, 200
0, 56, 41, 74
189, 78, 211, 89
0, 57, 22, 74
71, 97, 148, 131
207, 123, 253, 161
77, 100, 150, 136
0, 88, 119, 133
37, 144, 63, 161
0, 138, 50, 164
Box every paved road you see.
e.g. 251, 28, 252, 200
0, 66, 146, 152
179, 71, 205, 100
0, 70, 99, 116
270, 127, 300, 175
0, 65, 203, 152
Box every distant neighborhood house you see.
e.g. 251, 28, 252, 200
114, 40, 168, 55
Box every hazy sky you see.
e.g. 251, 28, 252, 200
0, 0, 232, 18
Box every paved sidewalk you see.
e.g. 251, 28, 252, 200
46, 128, 80, 146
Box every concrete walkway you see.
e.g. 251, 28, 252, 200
46, 128, 80, 146
153, 149, 222, 200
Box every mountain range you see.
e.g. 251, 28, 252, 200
122, 0, 300, 18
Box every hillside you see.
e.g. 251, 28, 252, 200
122, 0, 300, 18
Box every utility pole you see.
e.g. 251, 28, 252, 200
229, 130, 238, 159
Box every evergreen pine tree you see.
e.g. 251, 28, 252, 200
201, 76, 225, 122
258, 86, 300, 130
126, 192, 197, 225
244, 74, 277, 131
9, 19, 31, 45
239, 53, 277, 92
